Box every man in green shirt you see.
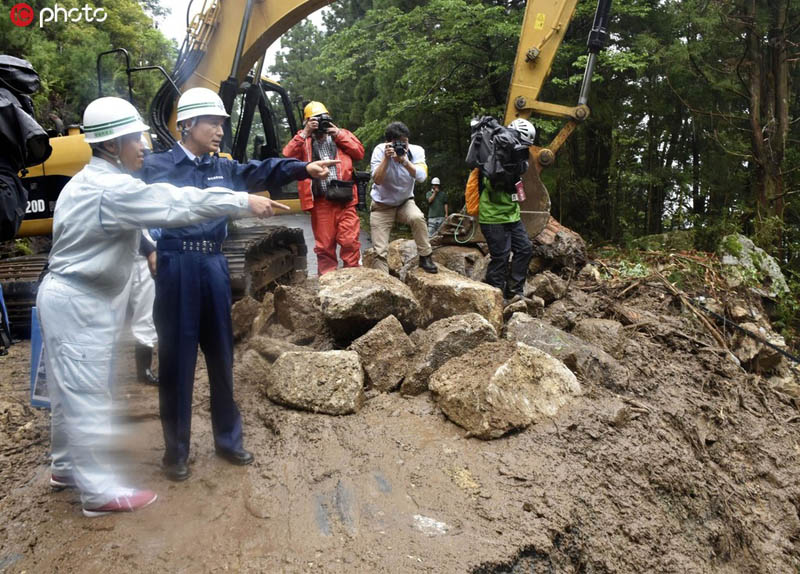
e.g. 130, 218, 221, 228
476, 119, 535, 300
426, 177, 448, 236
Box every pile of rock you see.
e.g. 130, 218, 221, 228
229, 241, 643, 439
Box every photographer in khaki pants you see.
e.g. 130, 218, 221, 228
369, 121, 437, 274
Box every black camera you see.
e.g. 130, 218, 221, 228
354, 170, 371, 212
315, 113, 333, 132
392, 140, 408, 157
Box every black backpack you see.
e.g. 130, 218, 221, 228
465, 116, 529, 189
0, 56, 51, 241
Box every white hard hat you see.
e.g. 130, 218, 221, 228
431, 177, 441, 185
508, 118, 536, 145
176, 87, 229, 123
83, 97, 149, 143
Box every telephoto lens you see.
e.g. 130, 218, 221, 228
354, 171, 370, 211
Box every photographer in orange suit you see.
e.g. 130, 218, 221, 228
282, 101, 365, 275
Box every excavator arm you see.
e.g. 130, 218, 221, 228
504, 0, 612, 236
5, 0, 610, 334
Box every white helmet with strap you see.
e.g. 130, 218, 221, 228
431, 177, 441, 185
176, 87, 229, 123
508, 118, 536, 146
83, 97, 149, 143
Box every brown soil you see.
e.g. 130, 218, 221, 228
1, 273, 800, 573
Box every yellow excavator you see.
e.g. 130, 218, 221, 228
0, 0, 610, 334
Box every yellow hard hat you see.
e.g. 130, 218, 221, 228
303, 101, 329, 120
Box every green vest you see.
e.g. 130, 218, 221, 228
478, 175, 520, 224
427, 189, 447, 218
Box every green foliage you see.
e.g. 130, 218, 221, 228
271, 0, 523, 188
0, 0, 176, 127
772, 270, 800, 346
13, 238, 33, 256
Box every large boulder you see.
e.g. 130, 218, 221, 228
401, 313, 498, 396
429, 341, 581, 439
248, 335, 306, 362
231, 296, 261, 341
266, 351, 365, 415
431, 246, 489, 281
504, 313, 629, 391
349, 315, 415, 392
524, 271, 568, 304
530, 217, 587, 273
572, 318, 627, 360
273, 284, 331, 345
719, 234, 789, 298
318, 267, 422, 340
405, 266, 503, 332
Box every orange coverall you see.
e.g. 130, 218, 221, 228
282, 129, 364, 274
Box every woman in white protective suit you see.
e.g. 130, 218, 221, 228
36, 96, 319, 517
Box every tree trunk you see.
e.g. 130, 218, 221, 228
744, 0, 789, 247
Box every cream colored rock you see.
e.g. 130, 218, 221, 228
318, 267, 422, 340
429, 341, 581, 439
267, 351, 365, 415
349, 315, 415, 392
405, 266, 503, 332
402, 313, 498, 396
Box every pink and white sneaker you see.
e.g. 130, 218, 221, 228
50, 474, 77, 490
82, 488, 158, 518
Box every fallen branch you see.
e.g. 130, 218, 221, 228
654, 271, 728, 350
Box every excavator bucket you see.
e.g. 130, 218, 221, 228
518, 161, 552, 238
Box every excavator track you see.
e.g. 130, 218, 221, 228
222, 222, 307, 301
0, 255, 48, 337
0, 225, 305, 338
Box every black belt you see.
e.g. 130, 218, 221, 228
158, 238, 222, 254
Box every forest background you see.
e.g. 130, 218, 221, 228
1, 0, 798, 335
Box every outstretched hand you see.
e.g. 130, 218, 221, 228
248, 195, 291, 218
306, 159, 341, 180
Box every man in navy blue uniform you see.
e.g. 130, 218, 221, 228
138, 87, 338, 481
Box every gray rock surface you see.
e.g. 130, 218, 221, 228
731, 321, 787, 374
406, 266, 503, 332
429, 341, 581, 439
431, 246, 489, 281
387, 239, 419, 280
572, 318, 627, 360
349, 315, 415, 392
505, 313, 629, 391
318, 267, 422, 340
524, 271, 568, 304
274, 284, 331, 345
267, 351, 365, 415
401, 313, 498, 396
719, 234, 789, 297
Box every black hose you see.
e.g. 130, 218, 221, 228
694, 297, 800, 366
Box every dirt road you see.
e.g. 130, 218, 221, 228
1, 277, 800, 573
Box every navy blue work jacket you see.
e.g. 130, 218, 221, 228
137, 144, 308, 243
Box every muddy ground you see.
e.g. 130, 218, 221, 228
1, 272, 800, 573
